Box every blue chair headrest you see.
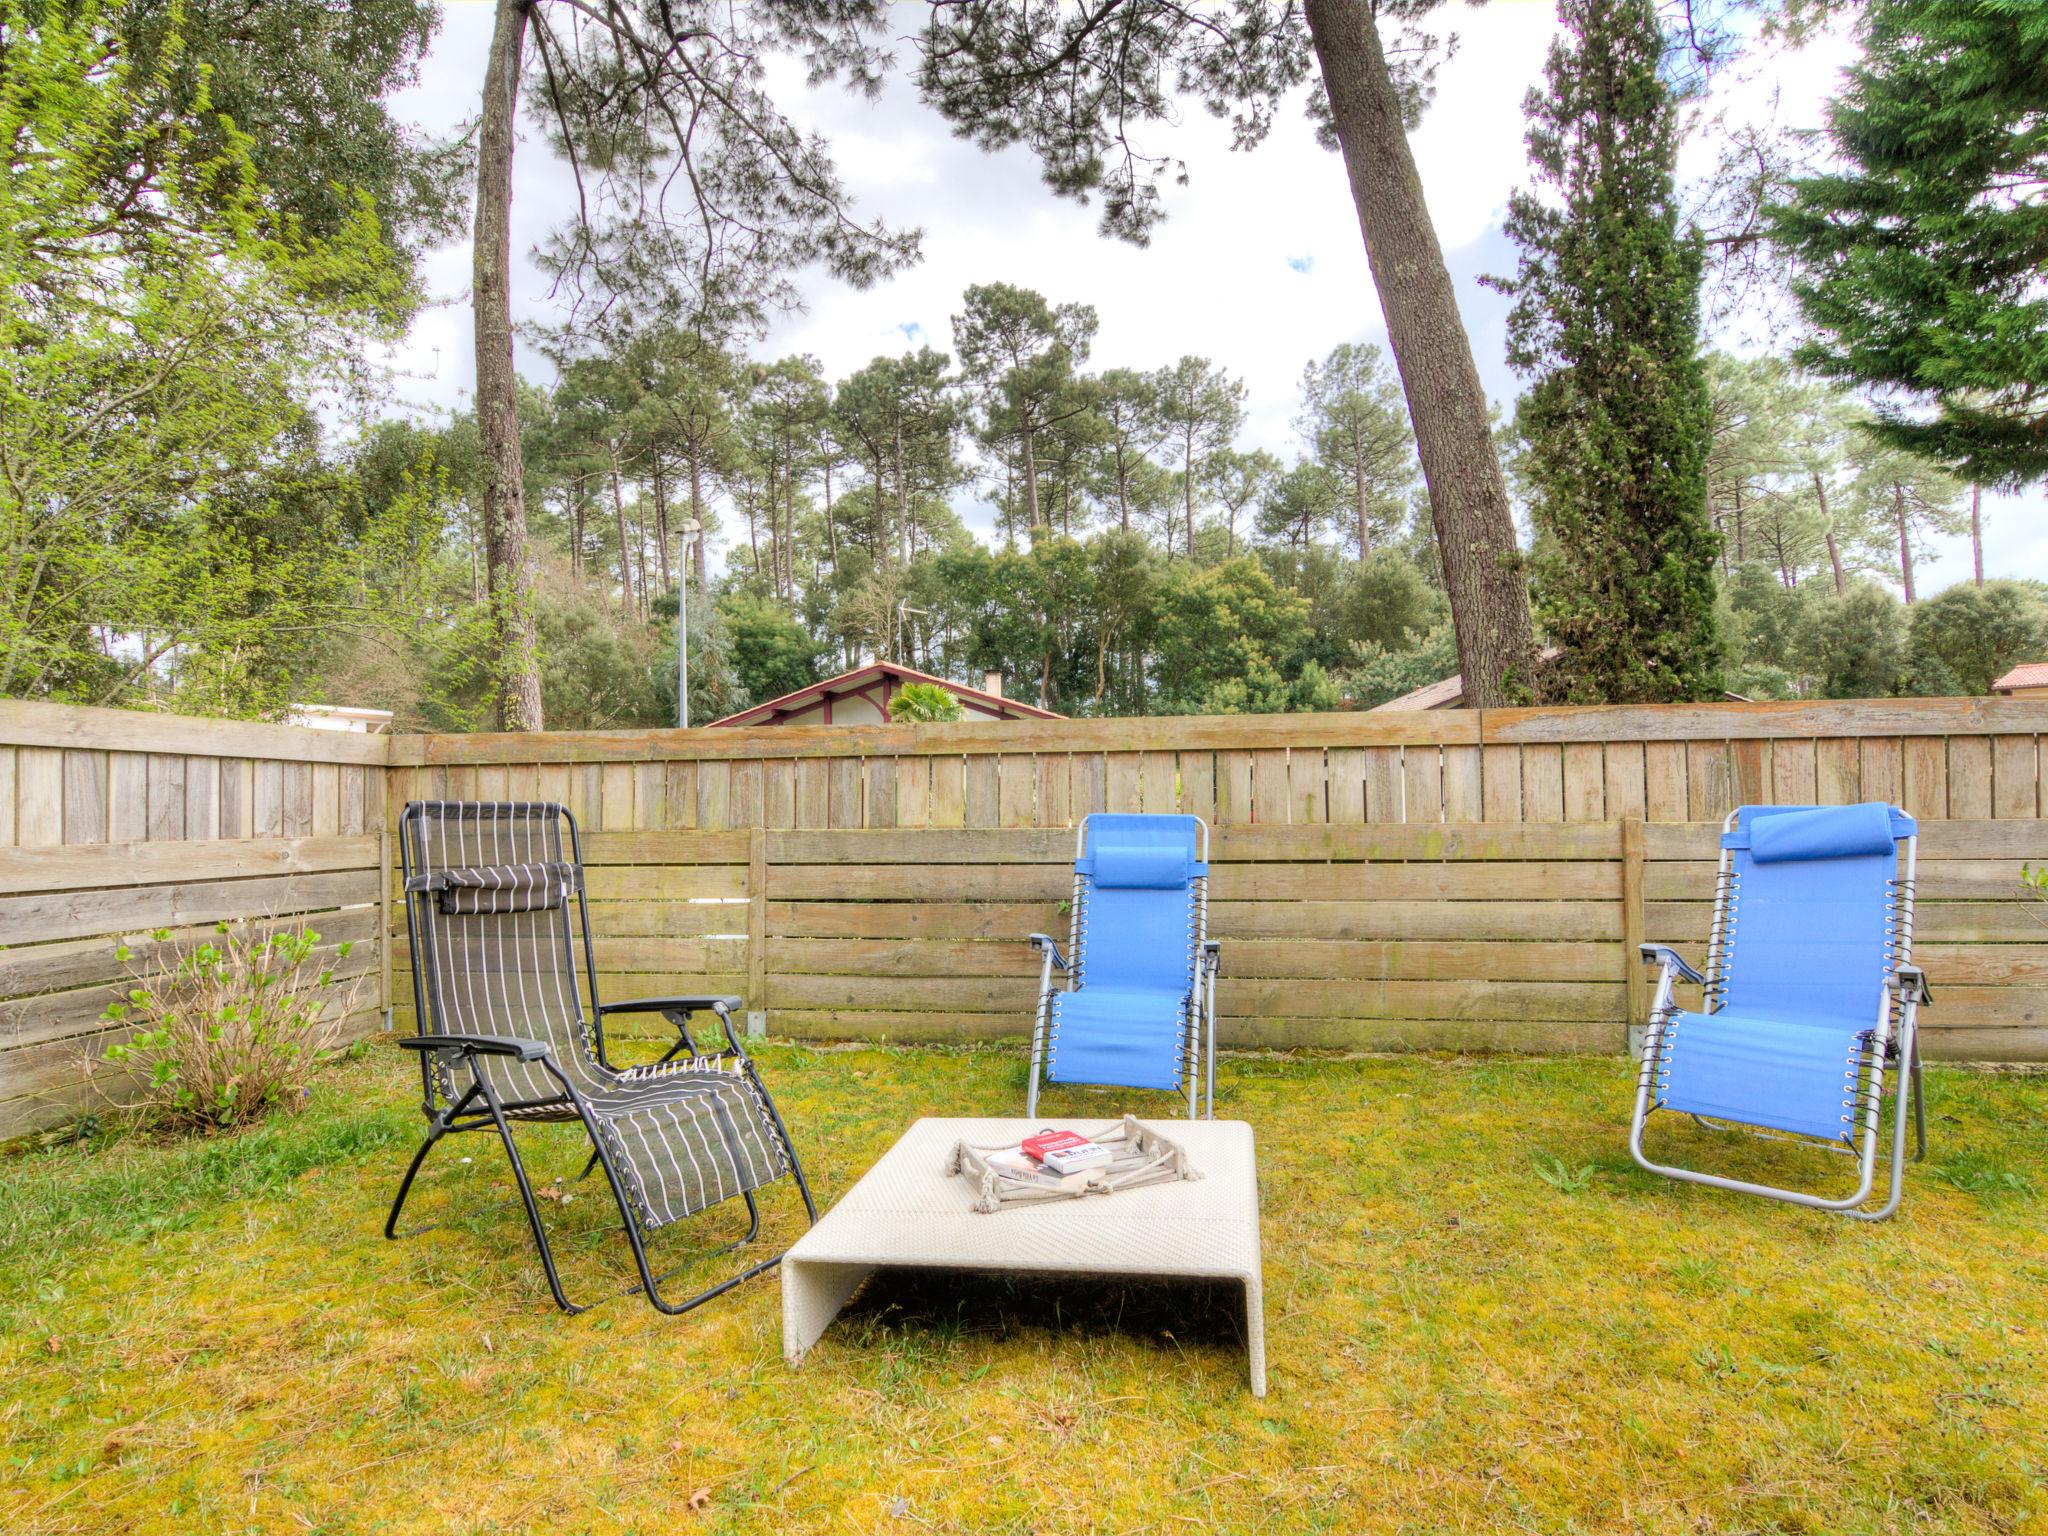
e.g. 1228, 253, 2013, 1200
1741, 802, 1903, 863
1090, 844, 1193, 889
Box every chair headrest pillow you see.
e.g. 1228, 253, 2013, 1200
1089, 844, 1192, 889
1746, 803, 1899, 863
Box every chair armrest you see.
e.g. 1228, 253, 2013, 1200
397, 1034, 551, 1062
1638, 944, 1705, 986
1202, 939, 1222, 976
597, 995, 743, 1018
1029, 934, 1070, 971
1891, 964, 1933, 1006
598, 995, 744, 1058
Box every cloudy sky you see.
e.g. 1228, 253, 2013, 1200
383, 0, 2043, 595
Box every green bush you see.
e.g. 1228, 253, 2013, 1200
97, 924, 364, 1134
889, 680, 967, 722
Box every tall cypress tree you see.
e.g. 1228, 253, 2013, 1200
1493, 0, 1721, 704
1769, 2, 2048, 487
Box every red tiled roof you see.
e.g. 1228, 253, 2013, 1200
1991, 662, 2048, 692
705, 660, 1063, 727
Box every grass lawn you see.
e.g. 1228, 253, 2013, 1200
3, 1039, 2045, 1535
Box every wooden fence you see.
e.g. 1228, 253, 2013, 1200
0, 702, 389, 1138
382, 696, 2048, 1066
5, 695, 2047, 1137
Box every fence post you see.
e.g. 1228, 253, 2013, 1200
1621, 816, 1646, 1058
747, 823, 768, 1038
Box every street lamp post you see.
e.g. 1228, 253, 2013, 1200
677, 520, 702, 728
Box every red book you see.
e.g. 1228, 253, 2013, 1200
1020, 1129, 1093, 1164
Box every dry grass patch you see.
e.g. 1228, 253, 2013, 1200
2, 1040, 2045, 1535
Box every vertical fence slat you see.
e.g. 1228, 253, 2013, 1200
1602, 742, 1645, 820
1902, 736, 1948, 820
1105, 752, 1142, 812
1771, 738, 1816, 804
1522, 745, 1564, 823
930, 755, 966, 827
1644, 742, 1688, 821
1326, 747, 1365, 824
865, 757, 898, 829
1067, 752, 1105, 820
1215, 751, 1253, 825
1815, 738, 1859, 804
760, 758, 793, 829
1860, 738, 1903, 807
1991, 736, 2036, 817
1438, 745, 1479, 821
963, 756, 999, 826
1362, 747, 1402, 824
1947, 736, 1992, 820
147, 753, 188, 841
1140, 750, 1178, 814
1178, 750, 1215, 827
997, 754, 1033, 827
1288, 748, 1327, 824
1562, 743, 1604, 822
1731, 739, 1767, 808
1402, 745, 1443, 824
698, 760, 733, 830
1251, 749, 1288, 825
1481, 745, 1522, 822
1686, 741, 1732, 821
1035, 753, 1069, 828
61, 750, 107, 845
730, 759, 764, 829
186, 756, 221, 841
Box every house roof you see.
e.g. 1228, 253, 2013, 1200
1368, 648, 1565, 712
705, 661, 1064, 728
1991, 662, 2048, 693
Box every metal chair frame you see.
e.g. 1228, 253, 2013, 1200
1025, 815, 1221, 1120
1629, 806, 1930, 1221
384, 802, 816, 1313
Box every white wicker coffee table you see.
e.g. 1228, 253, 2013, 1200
782, 1117, 1265, 1395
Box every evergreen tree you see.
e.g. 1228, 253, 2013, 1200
1494, 0, 1721, 703
1769, 2, 2048, 485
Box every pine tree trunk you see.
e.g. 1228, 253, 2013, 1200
1814, 473, 1846, 595
1895, 484, 1916, 605
1181, 419, 1195, 559
823, 461, 838, 569
608, 448, 634, 618
1304, 0, 1536, 705
1022, 419, 1040, 531
689, 455, 707, 586
652, 457, 671, 595
1970, 484, 1983, 587
895, 417, 911, 569
1354, 442, 1370, 561
472, 0, 543, 730
568, 489, 582, 582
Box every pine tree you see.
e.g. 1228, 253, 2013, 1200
1770, 2, 2048, 487
1493, 0, 1721, 703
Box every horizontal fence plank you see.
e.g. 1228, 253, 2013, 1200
0, 835, 379, 896
389, 710, 1489, 766
1482, 697, 2048, 743
0, 870, 379, 947
0, 909, 381, 1003
0, 699, 387, 765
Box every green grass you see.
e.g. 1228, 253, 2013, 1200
3, 1040, 2046, 1535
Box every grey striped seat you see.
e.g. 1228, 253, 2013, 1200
385, 801, 814, 1314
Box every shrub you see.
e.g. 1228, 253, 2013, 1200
95, 923, 364, 1134
889, 681, 967, 722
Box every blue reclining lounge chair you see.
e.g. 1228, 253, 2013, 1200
1027, 813, 1221, 1119
1631, 801, 1932, 1220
